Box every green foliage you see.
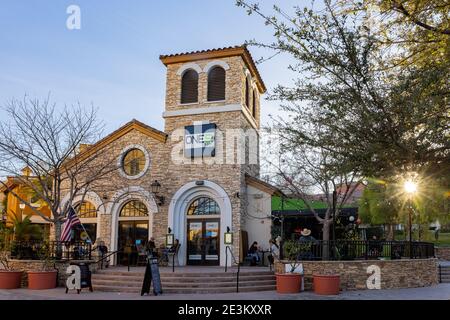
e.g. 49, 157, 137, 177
11, 215, 42, 241
359, 180, 449, 234
0, 223, 13, 270
359, 182, 400, 226
237, 0, 449, 179
282, 240, 311, 272
35, 241, 55, 271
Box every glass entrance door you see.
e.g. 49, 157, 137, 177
187, 219, 220, 265
118, 221, 148, 265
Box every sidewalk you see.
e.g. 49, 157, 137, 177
1, 284, 449, 300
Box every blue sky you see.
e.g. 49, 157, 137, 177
0, 0, 305, 134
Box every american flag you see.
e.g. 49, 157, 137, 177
60, 206, 81, 242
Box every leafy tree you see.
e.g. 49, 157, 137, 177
359, 179, 449, 240
236, 0, 449, 180
359, 181, 402, 239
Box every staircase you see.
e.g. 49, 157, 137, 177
91, 267, 276, 294
439, 264, 450, 283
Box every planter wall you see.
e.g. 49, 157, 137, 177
275, 258, 438, 291
0, 271, 23, 289
435, 247, 450, 261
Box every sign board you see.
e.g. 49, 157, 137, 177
184, 123, 216, 158
141, 257, 163, 296
65, 263, 93, 294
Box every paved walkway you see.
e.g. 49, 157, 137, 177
1, 284, 449, 300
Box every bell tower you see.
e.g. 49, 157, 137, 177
159, 46, 267, 266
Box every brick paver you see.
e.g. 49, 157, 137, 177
0, 284, 449, 300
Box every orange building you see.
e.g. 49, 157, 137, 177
0, 168, 51, 237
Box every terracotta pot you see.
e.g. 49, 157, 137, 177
0, 271, 23, 289
313, 274, 340, 295
276, 273, 302, 294
27, 271, 57, 290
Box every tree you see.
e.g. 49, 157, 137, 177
359, 181, 402, 240
264, 129, 363, 259
236, 0, 449, 180
0, 95, 119, 243
359, 178, 450, 240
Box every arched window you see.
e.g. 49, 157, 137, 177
252, 90, 257, 118
245, 77, 251, 109
187, 197, 220, 216
122, 148, 146, 177
120, 200, 148, 217
75, 201, 97, 218
181, 69, 199, 104
207, 66, 226, 101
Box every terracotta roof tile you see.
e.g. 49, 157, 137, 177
160, 45, 266, 93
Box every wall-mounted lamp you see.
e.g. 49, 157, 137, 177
224, 226, 233, 245
166, 227, 174, 247
151, 180, 165, 206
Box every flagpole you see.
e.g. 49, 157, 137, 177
72, 206, 93, 244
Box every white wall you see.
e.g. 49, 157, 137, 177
242, 185, 272, 253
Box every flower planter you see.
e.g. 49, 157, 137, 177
27, 271, 57, 290
313, 274, 340, 295
276, 273, 302, 294
0, 271, 23, 289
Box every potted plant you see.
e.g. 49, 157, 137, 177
312, 273, 341, 295
27, 242, 57, 290
0, 224, 23, 289
276, 240, 303, 294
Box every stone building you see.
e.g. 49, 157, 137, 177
2, 46, 282, 267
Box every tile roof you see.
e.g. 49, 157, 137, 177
160, 45, 266, 93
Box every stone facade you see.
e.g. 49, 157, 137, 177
50, 46, 273, 267
275, 258, 439, 290
435, 247, 450, 260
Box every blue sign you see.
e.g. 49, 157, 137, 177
184, 123, 216, 158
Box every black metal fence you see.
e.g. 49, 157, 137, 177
280, 240, 435, 261
9, 240, 92, 261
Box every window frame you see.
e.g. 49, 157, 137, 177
207, 66, 226, 102
180, 69, 199, 104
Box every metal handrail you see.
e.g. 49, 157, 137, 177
95, 249, 120, 270
225, 246, 240, 293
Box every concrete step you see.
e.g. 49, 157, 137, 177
92, 279, 276, 288
92, 274, 275, 283
92, 284, 276, 294
94, 270, 274, 277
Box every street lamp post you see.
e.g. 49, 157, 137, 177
404, 180, 417, 259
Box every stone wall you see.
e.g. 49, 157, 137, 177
275, 258, 438, 291
8, 259, 97, 288
435, 247, 450, 260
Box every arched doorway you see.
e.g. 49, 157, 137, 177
186, 197, 220, 265
117, 200, 149, 265
168, 180, 232, 267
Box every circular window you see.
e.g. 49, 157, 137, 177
119, 145, 150, 179
120, 200, 148, 217
187, 197, 220, 216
